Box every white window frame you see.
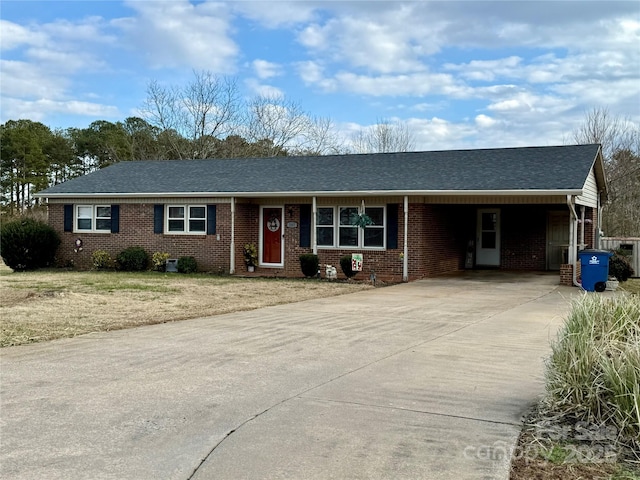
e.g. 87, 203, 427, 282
75, 205, 111, 233
166, 204, 207, 234
316, 206, 336, 247
316, 205, 386, 250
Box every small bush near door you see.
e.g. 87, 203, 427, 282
340, 255, 358, 279
177, 256, 197, 274
299, 254, 319, 277
116, 246, 149, 271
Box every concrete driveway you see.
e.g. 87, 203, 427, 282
1, 273, 574, 479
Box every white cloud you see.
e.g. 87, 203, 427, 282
0, 20, 48, 50
119, 0, 238, 72
252, 60, 281, 79
230, 1, 318, 28
244, 78, 284, 99
0, 60, 68, 99
1, 97, 119, 123
475, 114, 497, 128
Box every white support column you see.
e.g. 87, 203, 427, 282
229, 197, 236, 274
403, 196, 409, 282
312, 196, 318, 254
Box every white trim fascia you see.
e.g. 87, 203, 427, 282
36, 188, 584, 199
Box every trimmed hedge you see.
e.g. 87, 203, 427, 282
340, 255, 358, 279
177, 256, 197, 274
0, 218, 60, 271
299, 253, 319, 278
116, 246, 149, 271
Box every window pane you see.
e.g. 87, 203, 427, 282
365, 207, 384, 226
169, 207, 184, 218
168, 219, 185, 232
189, 219, 206, 232
317, 208, 333, 225
339, 226, 358, 246
482, 213, 496, 231
317, 227, 334, 246
190, 206, 205, 219
364, 228, 384, 247
96, 219, 111, 230
77, 206, 92, 218
96, 206, 111, 218
339, 207, 358, 225
77, 218, 91, 230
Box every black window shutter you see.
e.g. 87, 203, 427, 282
207, 205, 217, 235
110, 205, 120, 233
154, 205, 164, 234
63, 204, 73, 232
386, 203, 398, 249
299, 204, 311, 248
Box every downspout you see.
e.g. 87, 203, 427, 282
580, 205, 586, 250
229, 197, 236, 274
566, 195, 581, 288
312, 196, 317, 255
596, 193, 602, 249
403, 196, 408, 282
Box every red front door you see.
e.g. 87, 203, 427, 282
262, 207, 282, 265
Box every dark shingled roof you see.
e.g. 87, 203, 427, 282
37, 144, 601, 197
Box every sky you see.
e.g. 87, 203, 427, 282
1, 0, 639, 151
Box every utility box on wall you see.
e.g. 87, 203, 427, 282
166, 259, 178, 272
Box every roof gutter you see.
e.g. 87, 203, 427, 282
35, 189, 584, 199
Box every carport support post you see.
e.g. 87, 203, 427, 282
230, 197, 236, 274
312, 196, 317, 255
403, 196, 408, 282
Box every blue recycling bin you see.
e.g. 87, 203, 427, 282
578, 249, 612, 292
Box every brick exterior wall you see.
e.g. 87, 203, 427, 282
501, 206, 547, 270
50, 203, 232, 271
48, 200, 584, 282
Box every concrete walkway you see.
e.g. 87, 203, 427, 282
1, 273, 575, 479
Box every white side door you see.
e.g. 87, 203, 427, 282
476, 208, 501, 266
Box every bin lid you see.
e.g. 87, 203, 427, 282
578, 249, 612, 257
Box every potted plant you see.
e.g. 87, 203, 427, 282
243, 243, 258, 272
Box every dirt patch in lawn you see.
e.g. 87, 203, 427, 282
0, 266, 373, 347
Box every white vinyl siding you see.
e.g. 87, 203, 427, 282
576, 168, 598, 207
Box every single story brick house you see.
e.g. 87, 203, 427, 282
36, 144, 607, 284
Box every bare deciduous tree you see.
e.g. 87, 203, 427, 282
351, 118, 415, 154
141, 71, 241, 159
571, 107, 640, 236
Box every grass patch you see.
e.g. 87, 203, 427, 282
621, 278, 640, 296
0, 267, 373, 347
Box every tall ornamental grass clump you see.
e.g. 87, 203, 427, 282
545, 294, 640, 439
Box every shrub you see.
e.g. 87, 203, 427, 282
177, 256, 197, 274
339, 255, 358, 279
116, 246, 149, 271
0, 218, 60, 271
609, 251, 634, 282
243, 243, 258, 267
299, 253, 319, 277
545, 294, 640, 439
152, 252, 170, 272
91, 250, 113, 270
